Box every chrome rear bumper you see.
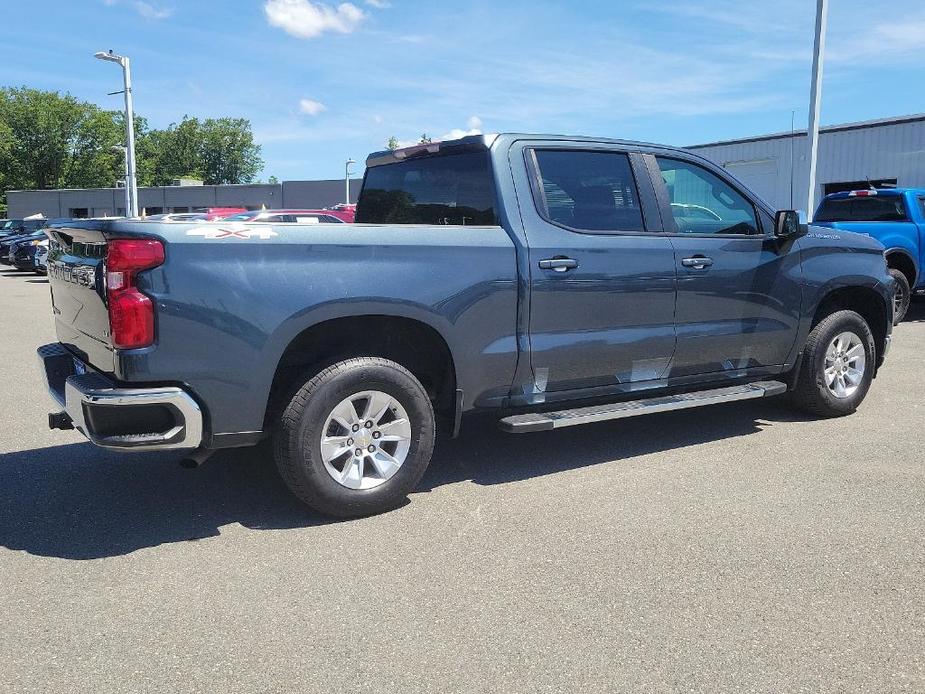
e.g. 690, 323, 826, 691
37, 343, 203, 451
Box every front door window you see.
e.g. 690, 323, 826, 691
656, 157, 759, 235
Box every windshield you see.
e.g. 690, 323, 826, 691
356, 151, 497, 225
815, 196, 908, 222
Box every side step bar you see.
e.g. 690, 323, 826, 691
499, 381, 787, 433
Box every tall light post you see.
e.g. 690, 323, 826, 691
95, 50, 138, 218
110, 145, 129, 217
345, 158, 356, 205
806, 0, 828, 220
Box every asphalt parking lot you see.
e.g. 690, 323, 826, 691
1, 268, 923, 693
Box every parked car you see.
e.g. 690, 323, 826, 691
202, 207, 247, 221
145, 213, 210, 223
324, 204, 356, 223
3, 231, 48, 268
219, 209, 346, 223
10, 235, 49, 273
34, 240, 49, 274
0, 231, 38, 264
1, 218, 48, 236
814, 188, 924, 322
38, 133, 894, 518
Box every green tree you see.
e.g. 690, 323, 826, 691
0, 87, 124, 202
387, 136, 399, 151
198, 117, 262, 184
0, 88, 265, 206
137, 116, 262, 186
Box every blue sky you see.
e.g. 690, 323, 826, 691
4, 0, 925, 181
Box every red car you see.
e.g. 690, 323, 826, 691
204, 207, 247, 220
325, 204, 356, 223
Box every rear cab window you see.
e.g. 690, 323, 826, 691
815, 195, 909, 222
356, 151, 497, 225
529, 149, 645, 233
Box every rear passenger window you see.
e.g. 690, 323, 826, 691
531, 150, 644, 232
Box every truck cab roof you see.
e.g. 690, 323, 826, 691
365, 133, 687, 168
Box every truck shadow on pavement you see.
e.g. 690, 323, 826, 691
0, 399, 810, 560
902, 299, 925, 323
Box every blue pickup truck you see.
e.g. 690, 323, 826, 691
815, 188, 924, 322
37, 134, 895, 517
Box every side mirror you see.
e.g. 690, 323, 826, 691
774, 209, 802, 240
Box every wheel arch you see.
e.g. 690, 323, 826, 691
884, 247, 918, 288
264, 314, 459, 432
810, 285, 889, 368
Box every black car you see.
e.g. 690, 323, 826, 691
9, 233, 48, 272
1, 231, 47, 267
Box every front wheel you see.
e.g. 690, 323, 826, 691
790, 310, 875, 418
273, 357, 436, 518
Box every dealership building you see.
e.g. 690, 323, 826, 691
7, 113, 925, 219
690, 113, 925, 213
6, 178, 358, 219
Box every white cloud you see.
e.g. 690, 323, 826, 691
365, 0, 390, 7
372, 114, 384, 124
466, 115, 482, 130
264, 0, 365, 39
102, 0, 173, 19
298, 98, 327, 115
132, 1, 172, 19
830, 16, 925, 63
439, 127, 481, 141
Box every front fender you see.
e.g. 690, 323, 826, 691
788, 231, 893, 365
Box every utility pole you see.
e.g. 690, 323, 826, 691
806, 0, 828, 221
111, 145, 129, 215
345, 159, 356, 205
789, 110, 795, 210
95, 50, 139, 217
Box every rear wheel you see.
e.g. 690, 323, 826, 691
273, 357, 435, 518
889, 268, 911, 324
790, 310, 875, 417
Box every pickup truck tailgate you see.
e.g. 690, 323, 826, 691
45, 225, 115, 373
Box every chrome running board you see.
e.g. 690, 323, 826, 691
499, 381, 787, 433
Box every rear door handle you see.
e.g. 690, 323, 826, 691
681, 256, 713, 269
538, 257, 578, 272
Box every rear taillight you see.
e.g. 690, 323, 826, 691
106, 239, 165, 349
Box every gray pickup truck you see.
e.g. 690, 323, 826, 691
38, 134, 894, 516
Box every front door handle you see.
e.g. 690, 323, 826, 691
681, 256, 713, 269
538, 257, 578, 272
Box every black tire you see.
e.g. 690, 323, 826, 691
889, 268, 911, 324
273, 357, 435, 518
790, 309, 875, 418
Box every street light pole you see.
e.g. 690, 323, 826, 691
95, 50, 138, 217
345, 158, 356, 205
806, 0, 828, 221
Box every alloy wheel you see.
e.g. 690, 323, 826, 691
320, 390, 412, 490
823, 331, 866, 399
